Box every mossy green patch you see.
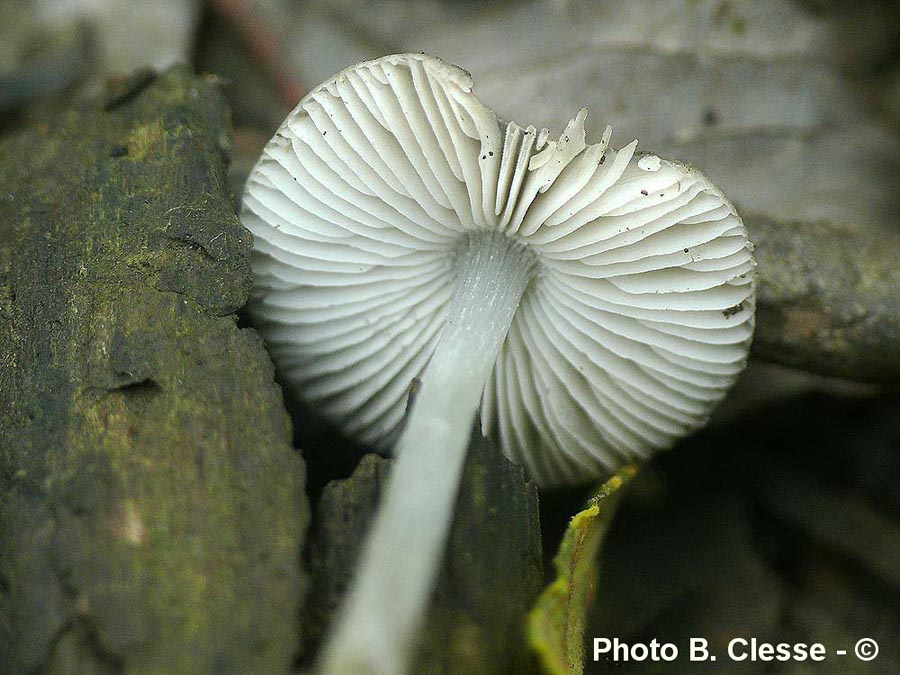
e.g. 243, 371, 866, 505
0, 68, 308, 673
731, 17, 748, 36
123, 119, 167, 161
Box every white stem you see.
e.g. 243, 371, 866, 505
319, 233, 535, 675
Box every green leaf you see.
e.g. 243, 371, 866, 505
527, 466, 638, 675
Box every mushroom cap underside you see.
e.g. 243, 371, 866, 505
241, 52, 756, 487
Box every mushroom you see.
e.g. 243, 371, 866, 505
241, 53, 755, 674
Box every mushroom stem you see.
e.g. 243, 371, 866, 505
320, 232, 536, 675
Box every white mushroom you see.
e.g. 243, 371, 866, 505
241, 53, 755, 675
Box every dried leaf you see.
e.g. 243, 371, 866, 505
527, 466, 638, 675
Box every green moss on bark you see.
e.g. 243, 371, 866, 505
0, 68, 308, 673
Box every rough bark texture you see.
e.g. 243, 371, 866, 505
750, 215, 900, 382
0, 68, 308, 674
305, 431, 543, 675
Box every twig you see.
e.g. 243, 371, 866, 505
749, 215, 900, 383
205, 0, 305, 106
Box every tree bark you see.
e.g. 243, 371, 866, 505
749, 215, 900, 383
0, 68, 309, 674
305, 430, 543, 675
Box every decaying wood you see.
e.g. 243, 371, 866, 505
749, 215, 900, 383
305, 431, 543, 675
0, 68, 308, 673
